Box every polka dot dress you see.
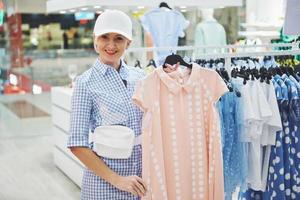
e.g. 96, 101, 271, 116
133, 65, 228, 200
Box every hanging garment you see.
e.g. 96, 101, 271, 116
259, 82, 283, 191
140, 8, 189, 65
133, 64, 228, 200
238, 79, 275, 191
217, 87, 247, 200
282, 75, 300, 199
241, 75, 300, 200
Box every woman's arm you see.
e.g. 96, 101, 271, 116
70, 147, 147, 197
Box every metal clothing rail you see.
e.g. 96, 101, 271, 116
126, 42, 299, 53
191, 49, 300, 60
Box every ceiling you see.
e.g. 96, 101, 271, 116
46, 0, 242, 13
5, 0, 47, 14
4, 0, 242, 14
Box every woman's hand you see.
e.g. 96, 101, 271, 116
164, 62, 179, 73
70, 147, 146, 197
112, 175, 147, 197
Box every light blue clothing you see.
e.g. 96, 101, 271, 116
67, 58, 145, 200
272, 79, 283, 100
274, 75, 289, 103
282, 74, 299, 100
289, 75, 300, 93
218, 86, 247, 200
140, 8, 189, 65
194, 20, 226, 56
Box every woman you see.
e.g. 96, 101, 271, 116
67, 10, 147, 199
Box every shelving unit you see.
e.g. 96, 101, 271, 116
51, 86, 83, 187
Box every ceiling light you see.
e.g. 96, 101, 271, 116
32, 84, 42, 94
96, 10, 103, 14
9, 74, 18, 86
180, 6, 187, 9
69, 9, 76, 13
59, 10, 66, 14
94, 6, 101, 9
81, 7, 88, 11
181, 9, 187, 13
137, 6, 145, 9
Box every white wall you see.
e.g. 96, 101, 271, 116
6, 0, 47, 14
246, 0, 285, 25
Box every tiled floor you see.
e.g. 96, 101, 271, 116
0, 93, 80, 200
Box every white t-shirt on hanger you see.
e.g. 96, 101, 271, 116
260, 81, 282, 145
246, 80, 274, 191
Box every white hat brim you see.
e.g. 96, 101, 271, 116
94, 29, 132, 41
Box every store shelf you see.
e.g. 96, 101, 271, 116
53, 126, 84, 167
238, 31, 280, 38
54, 146, 84, 187
240, 22, 282, 30
52, 105, 70, 132
51, 86, 83, 187
51, 87, 72, 111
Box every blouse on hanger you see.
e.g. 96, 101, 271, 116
132, 64, 228, 200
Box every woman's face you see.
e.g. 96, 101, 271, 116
95, 32, 131, 69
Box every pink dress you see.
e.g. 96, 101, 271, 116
132, 64, 228, 200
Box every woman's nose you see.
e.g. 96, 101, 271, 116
106, 39, 116, 48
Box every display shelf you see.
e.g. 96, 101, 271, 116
51, 86, 83, 187
240, 22, 282, 30
238, 31, 280, 38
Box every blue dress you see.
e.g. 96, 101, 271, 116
283, 75, 300, 199
218, 82, 247, 200
67, 59, 145, 200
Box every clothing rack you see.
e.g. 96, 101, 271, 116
127, 42, 299, 54
126, 43, 300, 69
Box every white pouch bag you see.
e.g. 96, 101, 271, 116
92, 125, 135, 159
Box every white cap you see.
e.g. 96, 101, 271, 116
93, 10, 132, 41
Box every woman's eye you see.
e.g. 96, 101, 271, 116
101, 35, 108, 39
116, 37, 124, 41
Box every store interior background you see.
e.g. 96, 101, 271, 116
0, 0, 292, 199
0, 0, 287, 94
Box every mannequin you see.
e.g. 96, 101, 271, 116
194, 8, 227, 57
201, 8, 216, 22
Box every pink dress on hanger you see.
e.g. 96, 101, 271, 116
133, 64, 228, 200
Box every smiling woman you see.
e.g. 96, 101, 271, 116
93, 10, 132, 70
67, 10, 147, 200
94, 33, 131, 69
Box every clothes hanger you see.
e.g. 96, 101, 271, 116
280, 66, 289, 76
159, 2, 172, 9
259, 67, 267, 83
163, 53, 193, 69
134, 60, 142, 68
146, 59, 157, 68
220, 68, 230, 82
294, 63, 300, 74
